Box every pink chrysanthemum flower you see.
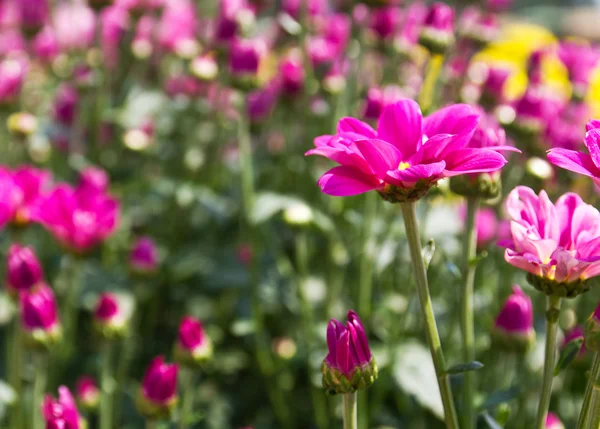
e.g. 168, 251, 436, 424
306, 99, 507, 202
501, 186, 600, 297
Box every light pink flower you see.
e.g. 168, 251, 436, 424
306, 100, 507, 197
502, 186, 600, 285
548, 119, 600, 187
52, 3, 96, 52
157, 0, 197, 55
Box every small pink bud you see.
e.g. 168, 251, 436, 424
419, 2, 455, 53
562, 325, 586, 358
6, 244, 43, 293
279, 54, 304, 97
545, 412, 564, 429
229, 39, 266, 89
174, 316, 213, 366
492, 285, 535, 352
137, 356, 178, 419
369, 6, 401, 41
76, 376, 100, 410
129, 237, 159, 274
94, 293, 127, 340
42, 386, 82, 429
20, 284, 62, 348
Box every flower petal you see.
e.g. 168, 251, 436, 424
422, 104, 479, 148
317, 166, 381, 196
385, 161, 446, 185
548, 148, 600, 178
443, 148, 507, 176
377, 99, 422, 159
585, 128, 600, 171
337, 117, 377, 138
354, 139, 403, 178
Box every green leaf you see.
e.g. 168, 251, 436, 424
446, 361, 484, 375
554, 337, 583, 376
479, 386, 520, 411
422, 239, 436, 270
481, 411, 504, 429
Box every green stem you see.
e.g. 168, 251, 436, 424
32, 353, 47, 429
179, 369, 196, 429
358, 192, 377, 320
100, 344, 114, 429
461, 196, 480, 429
342, 392, 357, 429
577, 352, 600, 429
146, 420, 157, 429
62, 256, 82, 344
400, 202, 459, 429
10, 317, 23, 429
534, 296, 562, 429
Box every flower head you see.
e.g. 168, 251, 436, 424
557, 41, 600, 99
501, 186, 600, 297
129, 236, 159, 274
76, 376, 100, 410
42, 386, 81, 429
492, 285, 535, 352
419, 2, 455, 54
20, 284, 62, 348
93, 292, 128, 339
137, 356, 178, 419
279, 54, 304, 97
6, 244, 43, 293
229, 38, 266, 89
174, 316, 213, 366
548, 119, 600, 188
32, 183, 119, 253
322, 310, 377, 394
480, 65, 511, 107
18, 0, 48, 36
369, 7, 401, 41
10, 166, 52, 226
307, 99, 507, 202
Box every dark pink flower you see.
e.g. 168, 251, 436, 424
20, 283, 60, 333
548, 119, 600, 187
247, 81, 280, 123
53, 84, 79, 126
562, 325, 586, 357
11, 166, 52, 225
32, 184, 120, 253
502, 186, 600, 287
481, 66, 511, 105
306, 100, 507, 198
42, 386, 81, 429
175, 316, 213, 365
495, 285, 534, 335
545, 413, 564, 429
279, 54, 304, 97
129, 236, 159, 273
229, 38, 265, 78
6, 244, 43, 293
32, 26, 59, 61
214, 0, 254, 43
18, 0, 48, 35
94, 293, 120, 324
140, 356, 178, 406
369, 7, 401, 41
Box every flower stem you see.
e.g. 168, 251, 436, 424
10, 317, 23, 429
419, 54, 444, 114
146, 420, 157, 429
577, 352, 600, 429
100, 343, 114, 429
400, 202, 459, 429
461, 196, 480, 429
342, 392, 357, 429
358, 191, 377, 320
62, 256, 82, 345
32, 353, 47, 429
535, 296, 562, 429
178, 369, 196, 429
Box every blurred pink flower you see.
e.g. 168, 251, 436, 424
545, 412, 564, 429
0, 29, 26, 56
362, 86, 405, 122
557, 41, 600, 97
157, 0, 197, 55
139, 356, 178, 409
32, 183, 120, 253
369, 6, 401, 41
129, 236, 159, 273
307, 100, 507, 198
42, 386, 81, 429
281, 0, 327, 19
53, 84, 79, 126
502, 186, 600, 286
10, 166, 52, 226
32, 26, 59, 62
0, 55, 28, 105
279, 54, 304, 97
214, 0, 254, 43
6, 243, 43, 293
495, 285, 534, 336
101, 5, 130, 69
20, 283, 60, 334
52, 3, 96, 52
247, 80, 280, 123
18, 0, 48, 35
78, 166, 109, 195
76, 376, 99, 410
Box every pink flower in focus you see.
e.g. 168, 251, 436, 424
32, 184, 119, 253
52, 3, 96, 52
306, 100, 507, 199
545, 413, 564, 429
548, 119, 600, 187
42, 386, 81, 429
502, 186, 600, 291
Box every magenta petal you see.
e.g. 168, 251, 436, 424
337, 117, 377, 138
354, 139, 403, 178
376, 99, 422, 159
547, 148, 600, 178
587, 119, 600, 131
385, 161, 446, 184
336, 331, 351, 376
314, 135, 335, 147
585, 128, 600, 170
317, 166, 381, 196
418, 133, 457, 161
422, 104, 479, 148
444, 149, 507, 175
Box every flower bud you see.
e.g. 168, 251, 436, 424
229, 39, 265, 90
174, 316, 213, 367
6, 244, 43, 294
18, 0, 49, 38
545, 412, 565, 429
491, 285, 535, 353
20, 284, 62, 349
585, 302, 600, 352
279, 54, 304, 97
129, 237, 159, 275
7, 112, 37, 139
369, 7, 401, 42
93, 293, 128, 340
322, 310, 377, 394
42, 386, 83, 429
418, 2, 455, 54
136, 356, 178, 420
562, 325, 586, 359
480, 66, 511, 109
76, 376, 100, 411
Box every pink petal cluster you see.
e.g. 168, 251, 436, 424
177, 316, 210, 355
32, 181, 119, 253
42, 386, 81, 429
20, 283, 60, 333
141, 356, 178, 406
0, 166, 51, 228
502, 186, 600, 284
494, 285, 534, 334
94, 292, 122, 324
325, 310, 372, 378
557, 41, 600, 94
306, 99, 507, 197
548, 119, 600, 187
6, 244, 43, 293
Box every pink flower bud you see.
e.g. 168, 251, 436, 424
174, 316, 212, 366
545, 412, 564, 429
94, 292, 128, 340
18, 0, 49, 36
42, 386, 82, 429
562, 325, 586, 358
53, 84, 79, 126
229, 38, 266, 88
481, 66, 510, 106
20, 284, 61, 348
6, 244, 43, 293
0, 56, 28, 105
32, 27, 59, 62
492, 285, 535, 352
76, 376, 100, 410
279, 54, 304, 97
137, 356, 178, 418
323, 310, 377, 394
419, 2, 455, 53
129, 237, 159, 274
369, 7, 401, 41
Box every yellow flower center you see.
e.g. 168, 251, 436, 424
398, 162, 410, 171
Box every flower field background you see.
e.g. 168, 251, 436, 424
1, 0, 600, 428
